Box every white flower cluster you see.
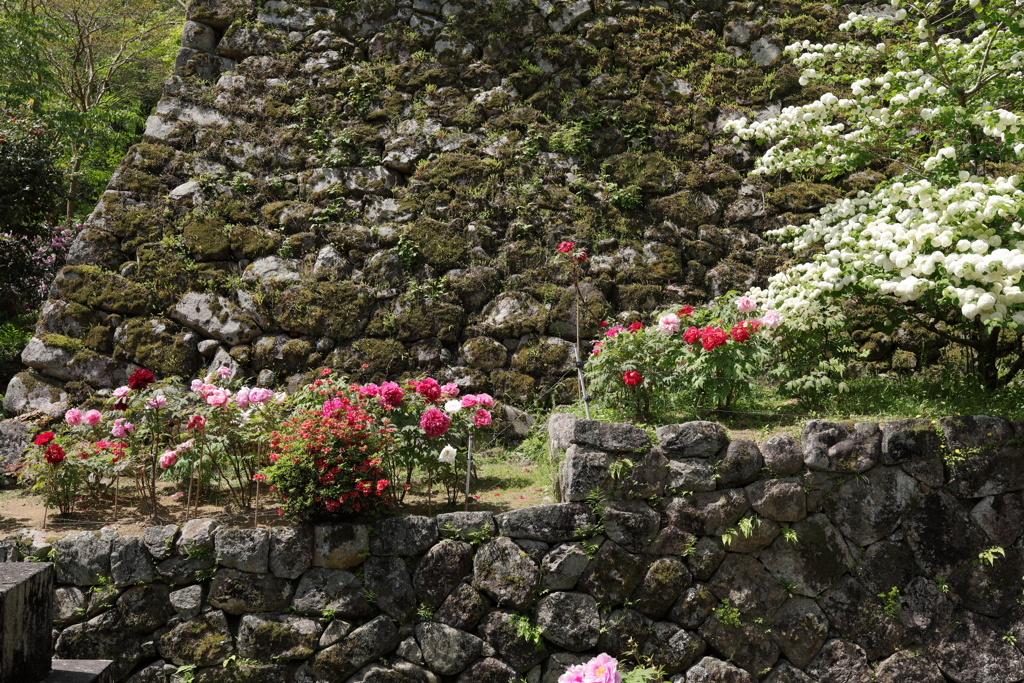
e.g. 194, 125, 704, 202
755, 176, 1024, 322
733, 0, 1024, 328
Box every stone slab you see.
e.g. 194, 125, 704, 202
0, 562, 54, 683
43, 660, 115, 683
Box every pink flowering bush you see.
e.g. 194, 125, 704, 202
557, 653, 662, 683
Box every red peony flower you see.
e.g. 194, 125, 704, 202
128, 369, 155, 390
419, 407, 451, 438
679, 304, 695, 317
187, 415, 206, 431
627, 321, 643, 333
572, 251, 587, 263
556, 241, 574, 253
379, 382, 405, 408
623, 370, 643, 386
321, 368, 332, 376
34, 431, 55, 446
730, 325, 751, 343
599, 320, 608, 328
683, 326, 701, 344
44, 444, 65, 465
701, 327, 729, 351
416, 377, 442, 403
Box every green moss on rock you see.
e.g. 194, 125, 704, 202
352, 338, 410, 376
274, 282, 371, 339
40, 334, 83, 353
489, 370, 536, 405
113, 317, 199, 378
184, 215, 232, 261
51, 266, 151, 316
406, 219, 468, 272
769, 183, 842, 213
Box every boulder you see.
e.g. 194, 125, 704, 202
434, 583, 490, 631
947, 547, 1024, 617
116, 583, 175, 633
53, 530, 114, 586
549, 416, 650, 452
473, 536, 540, 611
559, 445, 612, 502
685, 536, 726, 582
413, 539, 473, 608
157, 610, 235, 666
237, 613, 321, 661
656, 422, 729, 458
745, 479, 805, 522
936, 613, 1024, 683
708, 553, 787, 620
854, 539, 918, 596
597, 608, 653, 657
971, 493, 1024, 547
818, 575, 905, 660
763, 661, 815, 683
456, 658, 518, 683
699, 611, 779, 678
631, 557, 692, 620
540, 542, 590, 591
170, 584, 204, 619
714, 439, 763, 487
668, 459, 717, 492
824, 466, 920, 546
761, 435, 804, 476
805, 639, 871, 683
314, 523, 369, 569
370, 516, 438, 556
802, 421, 880, 473
144, 525, 180, 561
684, 656, 756, 683
110, 536, 156, 586
353, 557, 413, 623
875, 651, 945, 683
692, 489, 751, 536
880, 418, 941, 464
54, 610, 146, 679
292, 567, 374, 618
766, 598, 828, 669
311, 615, 401, 683
2, 372, 67, 416
670, 582, 718, 630
535, 591, 600, 651
415, 622, 483, 675
642, 622, 707, 675
169, 292, 261, 345
480, 610, 549, 673
495, 503, 593, 542
270, 526, 313, 579
602, 501, 660, 552
436, 511, 496, 541
214, 527, 270, 573
577, 540, 646, 607
207, 568, 294, 614
900, 576, 954, 644
758, 513, 851, 597
903, 489, 989, 578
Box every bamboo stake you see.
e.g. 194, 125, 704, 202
464, 434, 473, 512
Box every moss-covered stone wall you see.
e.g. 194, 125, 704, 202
6, 0, 866, 413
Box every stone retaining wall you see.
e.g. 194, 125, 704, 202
15, 413, 1024, 682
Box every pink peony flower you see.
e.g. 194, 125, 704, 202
65, 408, 83, 426
416, 377, 442, 403
581, 653, 621, 683
113, 386, 130, 399
476, 393, 494, 408
217, 366, 233, 380
147, 393, 167, 409
473, 408, 492, 428
159, 450, 177, 469
250, 388, 274, 403
440, 382, 460, 399
359, 383, 380, 398
419, 407, 451, 438
379, 382, 404, 407
736, 296, 757, 313
187, 415, 206, 431
191, 379, 203, 393
605, 325, 623, 338
658, 313, 681, 333
176, 439, 194, 452
761, 310, 781, 329
558, 664, 586, 683
460, 394, 479, 408
111, 419, 134, 438
235, 387, 251, 408
198, 383, 218, 399
207, 389, 231, 407
84, 410, 102, 426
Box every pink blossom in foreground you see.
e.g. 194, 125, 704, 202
658, 313, 681, 333
147, 393, 167, 409
359, 383, 380, 398
207, 389, 231, 408
83, 410, 102, 426
736, 296, 757, 313
113, 386, 130, 399
440, 382, 459, 398
581, 653, 621, 683
249, 388, 274, 403
111, 419, 134, 438
761, 310, 781, 329
235, 387, 250, 408
460, 394, 479, 408
419, 407, 451, 438
379, 382, 405, 407
557, 664, 585, 683
473, 408, 492, 427
191, 379, 203, 393
159, 450, 177, 469
65, 408, 82, 425
217, 366, 233, 380
476, 393, 494, 408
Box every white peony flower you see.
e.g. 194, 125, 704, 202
444, 399, 463, 414
439, 445, 457, 464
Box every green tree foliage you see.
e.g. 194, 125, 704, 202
0, 0, 180, 219
0, 110, 64, 235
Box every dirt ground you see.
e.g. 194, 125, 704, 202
0, 449, 555, 540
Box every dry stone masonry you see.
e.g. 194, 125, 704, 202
4, 414, 1024, 682
4, 0, 884, 415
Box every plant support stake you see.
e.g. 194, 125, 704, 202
573, 343, 591, 419
464, 434, 473, 512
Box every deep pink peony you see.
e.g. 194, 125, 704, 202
416, 377, 442, 403
65, 408, 82, 425
159, 450, 178, 469
249, 388, 274, 403
476, 393, 494, 408
83, 410, 102, 426
379, 381, 404, 407
440, 382, 460, 398
461, 394, 479, 408
557, 664, 586, 683
581, 653, 621, 683
623, 370, 643, 386
700, 327, 729, 351
683, 326, 701, 344
359, 383, 381, 398
419, 407, 451, 438
473, 408, 492, 427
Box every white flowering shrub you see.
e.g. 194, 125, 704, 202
728, 0, 1024, 388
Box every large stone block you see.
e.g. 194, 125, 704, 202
0, 563, 53, 683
